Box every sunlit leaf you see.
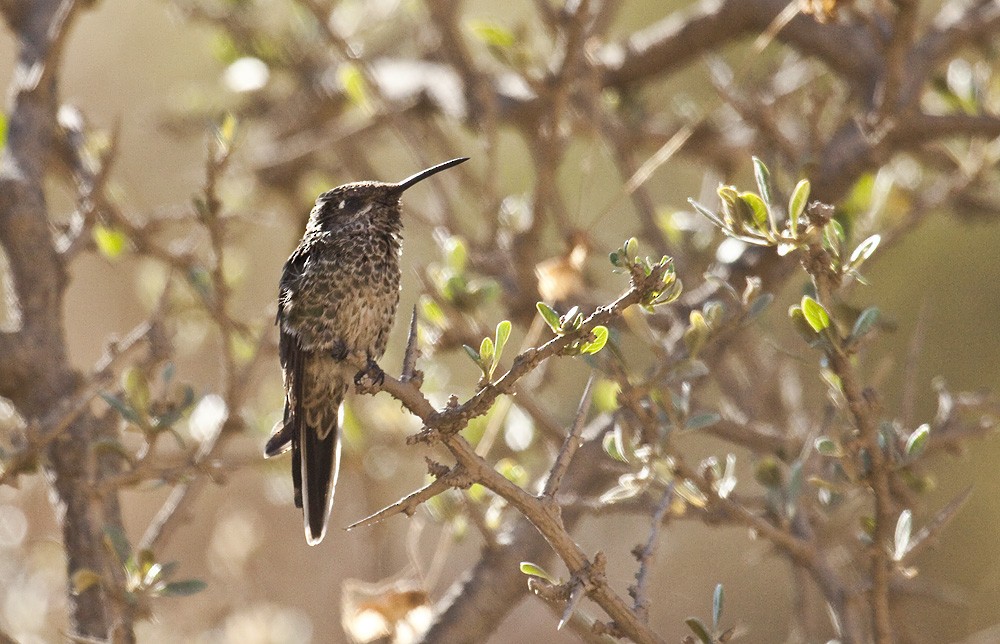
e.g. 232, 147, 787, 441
467, 20, 516, 49
580, 325, 608, 354
800, 296, 830, 332
848, 234, 881, 271
71, 569, 102, 595
93, 224, 128, 259
519, 561, 558, 584
536, 301, 562, 333
788, 179, 810, 235
905, 423, 930, 458
494, 320, 511, 360
337, 63, 369, 109
752, 156, 773, 206
688, 198, 726, 230
479, 336, 494, 363
894, 509, 913, 561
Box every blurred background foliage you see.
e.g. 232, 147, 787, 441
2, 0, 1000, 642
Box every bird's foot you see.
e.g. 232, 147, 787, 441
354, 356, 385, 390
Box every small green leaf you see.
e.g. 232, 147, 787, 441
752, 156, 773, 207
494, 320, 511, 360
685, 617, 713, 644
536, 302, 562, 333
712, 583, 724, 631
93, 224, 128, 259
684, 310, 710, 357
337, 63, 369, 109
479, 336, 494, 363
823, 219, 846, 258
602, 430, 627, 462
71, 569, 102, 595
160, 579, 208, 597
100, 393, 142, 425
444, 236, 468, 272
624, 237, 639, 261
894, 509, 912, 561
580, 325, 608, 355
467, 20, 516, 49
905, 423, 930, 458
814, 436, 843, 457
462, 344, 481, 364
788, 305, 817, 344
215, 112, 238, 151
788, 179, 810, 235
122, 367, 150, 415
849, 306, 880, 344
740, 192, 768, 229
519, 561, 558, 583
800, 296, 830, 332
848, 234, 881, 271
0, 112, 8, 150
688, 198, 726, 229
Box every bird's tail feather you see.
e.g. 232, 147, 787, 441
300, 403, 342, 546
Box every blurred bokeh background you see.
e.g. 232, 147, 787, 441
2, 1, 1000, 642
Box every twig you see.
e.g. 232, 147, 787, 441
542, 372, 595, 499
630, 485, 674, 622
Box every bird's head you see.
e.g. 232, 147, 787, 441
311, 157, 468, 230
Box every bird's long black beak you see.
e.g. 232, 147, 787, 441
390, 157, 469, 195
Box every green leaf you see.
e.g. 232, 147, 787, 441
494, 320, 511, 361
624, 237, 639, 261
688, 198, 726, 230
684, 310, 710, 357
712, 583, 724, 631
905, 423, 930, 458
467, 20, 516, 49
462, 344, 481, 364
536, 302, 562, 334
849, 306, 880, 344
685, 617, 713, 644
160, 579, 208, 597
519, 561, 558, 584
122, 367, 150, 415
93, 224, 128, 259
479, 336, 494, 363
800, 296, 830, 332
823, 219, 846, 258
215, 112, 238, 152
894, 509, 912, 561
788, 305, 817, 344
848, 234, 881, 271
71, 568, 102, 595
444, 236, 468, 272
0, 112, 7, 150
100, 393, 142, 425
337, 63, 369, 109
814, 436, 843, 457
580, 325, 608, 355
788, 179, 810, 235
752, 156, 773, 207
740, 191, 768, 229
602, 429, 627, 462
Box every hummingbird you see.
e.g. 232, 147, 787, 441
265, 157, 469, 545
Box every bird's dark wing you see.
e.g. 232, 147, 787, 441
268, 243, 342, 545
